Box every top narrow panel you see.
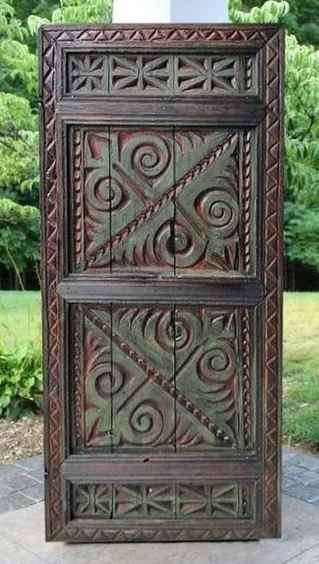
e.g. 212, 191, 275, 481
63, 49, 259, 98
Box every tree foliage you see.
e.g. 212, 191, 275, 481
0, 0, 319, 288
237, 0, 319, 47
0, 0, 39, 287
0, 0, 112, 288
231, 0, 319, 272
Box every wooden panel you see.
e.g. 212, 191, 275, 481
70, 126, 257, 277
71, 304, 175, 452
175, 307, 244, 451
71, 128, 112, 272
174, 128, 256, 276
109, 129, 175, 274
41, 24, 284, 543
110, 304, 175, 451
70, 303, 257, 455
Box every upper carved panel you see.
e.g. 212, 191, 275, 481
65, 52, 257, 97
70, 127, 257, 277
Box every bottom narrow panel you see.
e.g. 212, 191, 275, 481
67, 479, 259, 521
64, 479, 261, 542
71, 481, 255, 520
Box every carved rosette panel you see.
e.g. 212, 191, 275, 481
71, 481, 256, 521
68, 54, 108, 94
65, 52, 257, 97
71, 304, 256, 453
71, 127, 256, 276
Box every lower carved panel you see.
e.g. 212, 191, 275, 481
71, 481, 256, 521
71, 304, 257, 454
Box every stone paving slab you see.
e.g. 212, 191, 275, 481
0, 496, 319, 564
0, 455, 44, 514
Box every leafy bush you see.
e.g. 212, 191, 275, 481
0, 344, 42, 418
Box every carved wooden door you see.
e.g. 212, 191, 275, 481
40, 24, 284, 542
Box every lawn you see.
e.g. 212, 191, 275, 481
0, 291, 41, 350
283, 293, 319, 448
0, 291, 318, 448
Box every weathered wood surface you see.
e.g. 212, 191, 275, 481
40, 24, 284, 542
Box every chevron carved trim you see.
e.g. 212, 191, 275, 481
263, 29, 284, 538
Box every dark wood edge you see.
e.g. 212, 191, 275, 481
63, 458, 262, 479
56, 101, 266, 126
58, 279, 265, 305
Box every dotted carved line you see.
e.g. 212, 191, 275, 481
87, 310, 232, 445
242, 310, 251, 449
87, 133, 238, 268
242, 130, 252, 273
73, 306, 83, 447
245, 57, 253, 91
74, 130, 82, 269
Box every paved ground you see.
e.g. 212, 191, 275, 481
0, 448, 318, 563
1, 448, 319, 514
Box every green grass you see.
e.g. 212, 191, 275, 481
283, 293, 319, 448
0, 291, 41, 350
0, 291, 318, 447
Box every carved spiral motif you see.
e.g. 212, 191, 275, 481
174, 223, 206, 268
174, 318, 192, 350
174, 224, 194, 256
109, 178, 126, 211
198, 340, 236, 385
123, 134, 171, 181
128, 401, 164, 445
155, 309, 199, 352
88, 362, 126, 401
196, 189, 239, 237
86, 170, 125, 213
155, 310, 174, 352
153, 221, 175, 267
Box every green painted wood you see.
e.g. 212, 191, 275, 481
174, 129, 242, 276
109, 129, 175, 274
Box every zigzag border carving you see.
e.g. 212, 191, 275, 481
263, 29, 284, 539
41, 30, 63, 539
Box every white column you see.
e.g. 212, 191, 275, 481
113, 0, 229, 24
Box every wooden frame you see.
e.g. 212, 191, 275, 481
40, 24, 284, 542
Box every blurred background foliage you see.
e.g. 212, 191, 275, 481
0, 0, 318, 291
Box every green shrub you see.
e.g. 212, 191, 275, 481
0, 344, 42, 417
